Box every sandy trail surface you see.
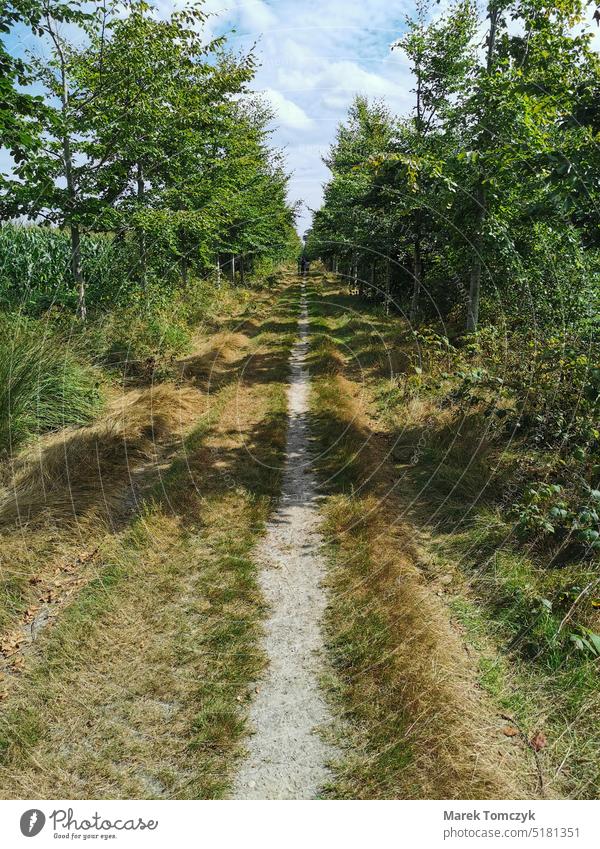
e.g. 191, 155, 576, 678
232, 284, 339, 799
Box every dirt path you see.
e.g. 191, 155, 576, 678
232, 283, 339, 800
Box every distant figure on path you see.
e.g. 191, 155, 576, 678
298, 255, 310, 276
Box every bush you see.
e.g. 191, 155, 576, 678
0, 314, 102, 454
90, 301, 192, 380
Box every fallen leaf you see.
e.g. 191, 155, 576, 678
530, 731, 547, 751
502, 726, 519, 737
40, 589, 58, 603
0, 636, 22, 655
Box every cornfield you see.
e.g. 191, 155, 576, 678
0, 224, 135, 314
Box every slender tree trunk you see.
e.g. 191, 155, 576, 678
385, 256, 391, 315
352, 253, 358, 293
370, 262, 375, 300
410, 14, 424, 327
231, 253, 236, 282
467, 181, 486, 332
48, 15, 85, 320
180, 253, 189, 288
216, 255, 221, 287
334, 255, 338, 275
137, 163, 147, 291
70, 223, 85, 321
467, 3, 499, 332
410, 237, 422, 324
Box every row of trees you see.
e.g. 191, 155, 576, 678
1, 0, 298, 318
305, 0, 600, 333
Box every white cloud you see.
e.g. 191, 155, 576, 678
263, 88, 315, 130
239, 0, 278, 31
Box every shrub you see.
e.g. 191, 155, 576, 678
91, 303, 192, 380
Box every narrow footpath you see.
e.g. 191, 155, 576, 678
233, 283, 339, 799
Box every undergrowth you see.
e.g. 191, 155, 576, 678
0, 314, 101, 455
310, 274, 600, 799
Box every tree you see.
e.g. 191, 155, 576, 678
460, 0, 592, 330
307, 97, 396, 300
1, 0, 102, 318
308, 0, 598, 335
386, 0, 476, 320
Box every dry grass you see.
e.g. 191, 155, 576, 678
0, 501, 264, 799
0, 384, 201, 528
309, 273, 600, 801
314, 383, 530, 799
314, 281, 600, 800
179, 330, 251, 389
0, 383, 204, 663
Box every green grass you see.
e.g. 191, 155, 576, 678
305, 279, 520, 799
439, 515, 600, 797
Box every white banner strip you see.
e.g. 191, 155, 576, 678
0, 799, 597, 849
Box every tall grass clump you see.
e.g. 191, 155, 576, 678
0, 314, 102, 454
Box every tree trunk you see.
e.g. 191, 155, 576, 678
137, 163, 147, 291
48, 17, 86, 320
216, 255, 221, 287
467, 181, 486, 332
70, 223, 85, 321
180, 253, 189, 288
467, 263, 481, 332
231, 253, 236, 282
467, 3, 499, 332
409, 237, 422, 324
385, 257, 391, 315
370, 262, 375, 300
334, 256, 338, 275
352, 253, 358, 294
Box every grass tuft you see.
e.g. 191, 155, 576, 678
0, 314, 101, 455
